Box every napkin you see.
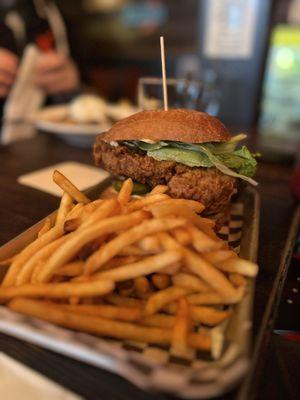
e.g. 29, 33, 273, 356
1, 45, 45, 145
18, 161, 110, 197
0, 352, 81, 400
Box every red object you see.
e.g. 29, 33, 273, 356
290, 165, 300, 201
282, 333, 300, 342
36, 29, 55, 52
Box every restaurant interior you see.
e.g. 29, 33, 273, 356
0, 0, 299, 399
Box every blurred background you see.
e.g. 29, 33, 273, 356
0, 0, 299, 152
56, 0, 299, 126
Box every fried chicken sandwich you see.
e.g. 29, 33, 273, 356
94, 109, 258, 222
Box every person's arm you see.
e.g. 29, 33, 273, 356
34, 51, 79, 95
0, 48, 18, 98
0, 13, 20, 99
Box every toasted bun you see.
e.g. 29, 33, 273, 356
102, 109, 231, 143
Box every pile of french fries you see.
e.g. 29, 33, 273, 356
0, 170, 258, 356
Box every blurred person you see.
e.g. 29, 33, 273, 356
0, 0, 80, 113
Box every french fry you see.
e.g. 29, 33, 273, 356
9, 298, 211, 350
36, 210, 149, 283
102, 256, 143, 271
216, 258, 258, 278
16, 235, 68, 286
188, 225, 224, 252
69, 296, 80, 305
190, 306, 230, 326
118, 288, 135, 298
144, 286, 191, 315
161, 302, 183, 314
137, 235, 161, 253
91, 199, 104, 208
38, 218, 52, 238
72, 256, 143, 283
117, 280, 134, 297
84, 218, 186, 275
2, 224, 65, 287
197, 217, 216, 228
91, 251, 182, 282
52, 276, 65, 283
77, 238, 105, 261
203, 250, 237, 264
134, 276, 151, 298
64, 202, 104, 231
171, 297, 190, 354
159, 232, 238, 300
117, 178, 133, 206
229, 273, 247, 287
30, 261, 43, 284
53, 170, 90, 204
56, 261, 84, 277
188, 333, 212, 350
193, 219, 218, 240
64, 218, 81, 233
65, 203, 84, 220
118, 245, 148, 257
80, 199, 120, 229
184, 250, 238, 300
139, 314, 175, 328
162, 303, 230, 326
140, 310, 225, 330
187, 286, 245, 305
187, 292, 230, 306
160, 262, 182, 275
148, 202, 215, 236
148, 185, 168, 195
171, 227, 191, 246
104, 294, 144, 308
0, 256, 16, 268
172, 273, 211, 293
73, 202, 97, 221
151, 273, 171, 290
55, 192, 73, 226
81, 298, 96, 305
149, 198, 205, 214
0, 280, 114, 301
126, 193, 169, 212
58, 303, 142, 321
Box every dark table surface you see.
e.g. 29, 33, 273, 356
0, 132, 298, 400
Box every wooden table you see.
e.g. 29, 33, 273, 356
0, 133, 297, 399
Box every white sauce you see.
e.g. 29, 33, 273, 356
110, 139, 157, 146
140, 139, 156, 144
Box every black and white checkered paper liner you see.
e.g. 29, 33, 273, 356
0, 202, 248, 399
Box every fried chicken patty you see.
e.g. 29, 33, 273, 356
94, 140, 237, 215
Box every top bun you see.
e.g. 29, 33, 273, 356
102, 109, 231, 143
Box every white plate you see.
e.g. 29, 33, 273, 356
35, 105, 111, 148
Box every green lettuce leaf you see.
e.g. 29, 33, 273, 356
122, 140, 168, 151
196, 145, 258, 185
205, 133, 247, 154
217, 146, 257, 177
120, 135, 258, 185
148, 148, 213, 168
132, 141, 167, 151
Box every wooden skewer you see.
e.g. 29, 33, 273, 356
160, 36, 168, 111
